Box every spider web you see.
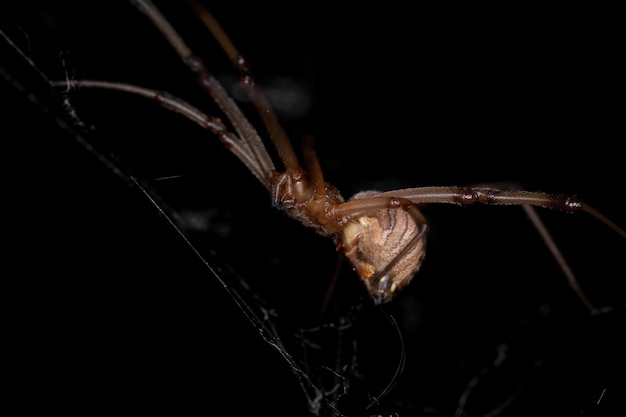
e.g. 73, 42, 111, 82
3, 4, 625, 416
1, 28, 407, 416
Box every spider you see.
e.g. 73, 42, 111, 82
53, 0, 625, 308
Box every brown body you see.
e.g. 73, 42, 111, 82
54, 0, 625, 308
339, 191, 427, 303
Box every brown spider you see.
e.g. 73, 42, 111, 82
54, 0, 625, 307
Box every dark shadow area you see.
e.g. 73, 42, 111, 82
2, 2, 624, 415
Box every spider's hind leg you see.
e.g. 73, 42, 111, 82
473, 182, 595, 311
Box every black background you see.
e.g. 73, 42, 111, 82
2, 1, 624, 415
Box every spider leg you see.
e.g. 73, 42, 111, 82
183, 0, 302, 173
300, 135, 329, 213
521, 204, 594, 310
465, 182, 598, 310
130, 0, 277, 186
52, 80, 272, 188
376, 186, 626, 239
334, 185, 624, 310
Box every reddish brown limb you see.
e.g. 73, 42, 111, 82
331, 196, 416, 218
319, 255, 344, 317
130, 0, 276, 185
300, 135, 327, 215
373, 186, 626, 238
52, 79, 272, 188
580, 203, 626, 239
184, 0, 302, 173
521, 205, 595, 310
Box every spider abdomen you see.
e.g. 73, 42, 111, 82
340, 191, 427, 304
